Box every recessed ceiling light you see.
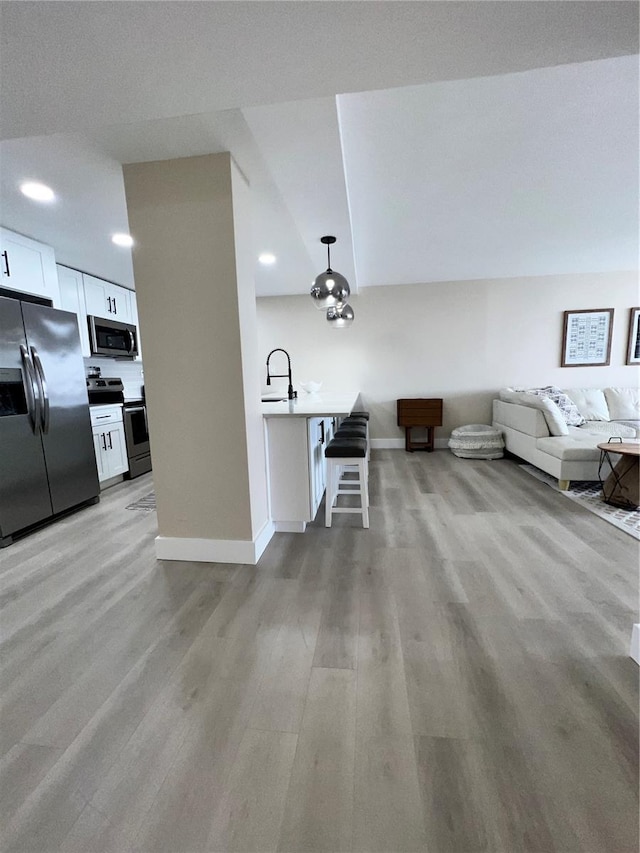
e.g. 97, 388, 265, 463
259, 253, 276, 265
112, 233, 134, 247
20, 181, 55, 202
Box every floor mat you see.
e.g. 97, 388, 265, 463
125, 492, 156, 511
520, 464, 640, 540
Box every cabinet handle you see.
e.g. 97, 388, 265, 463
101, 433, 107, 451
108, 431, 113, 450
2, 250, 9, 277
320, 420, 325, 444
112, 297, 117, 314
95, 415, 110, 420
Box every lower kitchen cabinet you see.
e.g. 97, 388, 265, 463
90, 405, 128, 485
265, 416, 333, 532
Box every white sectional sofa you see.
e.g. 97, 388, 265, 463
492, 387, 640, 489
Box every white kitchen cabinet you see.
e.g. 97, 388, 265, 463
90, 405, 128, 485
0, 227, 60, 305
309, 417, 333, 518
56, 265, 91, 357
83, 273, 132, 323
265, 416, 332, 532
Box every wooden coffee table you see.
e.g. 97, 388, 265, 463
597, 441, 640, 510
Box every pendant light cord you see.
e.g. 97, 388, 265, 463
326, 242, 332, 273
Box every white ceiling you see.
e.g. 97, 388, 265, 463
0, 2, 638, 296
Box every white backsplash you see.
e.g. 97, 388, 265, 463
84, 357, 144, 400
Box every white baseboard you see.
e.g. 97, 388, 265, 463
371, 438, 449, 450
274, 520, 307, 533
631, 624, 640, 665
155, 519, 275, 566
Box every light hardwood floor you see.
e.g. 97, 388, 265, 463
1, 450, 638, 852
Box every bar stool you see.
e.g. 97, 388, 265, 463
325, 437, 369, 528
335, 424, 367, 439
336, 418, 368, 460
344, 413, 369, 447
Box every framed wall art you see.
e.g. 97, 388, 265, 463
561, 308, 613, 367
626, 307, 640, 365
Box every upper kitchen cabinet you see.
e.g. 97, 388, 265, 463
0, 228, 60, 305
83, 273, 132, 323
56, 265, 91, 357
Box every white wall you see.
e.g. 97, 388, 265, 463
257, 271, 639, 443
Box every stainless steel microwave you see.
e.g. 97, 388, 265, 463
88, 315, 138, 359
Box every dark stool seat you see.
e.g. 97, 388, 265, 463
325, 437, 367, 458
335, 425, 367, 439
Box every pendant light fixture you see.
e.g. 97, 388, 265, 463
326, 302, 355, 328
310, 236, 351, 310
309, 235, 354, 327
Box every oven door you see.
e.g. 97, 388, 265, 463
123, 405, 150, 459
88, 316, 138, 358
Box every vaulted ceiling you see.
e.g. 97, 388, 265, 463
0, 1, 637, 295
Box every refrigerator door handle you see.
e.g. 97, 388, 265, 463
31, 347, 50, 434
19, 345, 41, 434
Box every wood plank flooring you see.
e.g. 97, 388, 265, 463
1, 450, 637, 852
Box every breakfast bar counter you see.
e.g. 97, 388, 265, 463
262, 391, 361, 531
261, 391, 360, 418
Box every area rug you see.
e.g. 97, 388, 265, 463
125, 492, 156, 512
520, 464, 640, 540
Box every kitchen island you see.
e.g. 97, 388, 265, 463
262, 391, 360, 532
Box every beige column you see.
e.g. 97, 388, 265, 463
123, 152, 271, 564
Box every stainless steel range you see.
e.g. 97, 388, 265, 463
123, 400, 151, 478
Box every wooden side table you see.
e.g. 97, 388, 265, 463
597, 441, 640, 510
397, 398, 443, 452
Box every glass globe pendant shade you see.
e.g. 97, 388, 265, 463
310, 270, 350, 310
326, 303, 355, 328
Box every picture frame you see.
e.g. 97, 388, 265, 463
626, 307, 640, 365
561, 308, 614, 367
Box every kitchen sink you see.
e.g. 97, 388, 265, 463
261, 396, 288, 403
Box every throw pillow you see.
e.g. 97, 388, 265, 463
523, 386, 586, 426
604, 387, 640, 421
562, 388, 610, 422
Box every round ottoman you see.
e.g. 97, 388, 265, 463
448, 424, 504, 459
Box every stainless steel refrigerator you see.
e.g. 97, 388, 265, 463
0, 296, 99, 546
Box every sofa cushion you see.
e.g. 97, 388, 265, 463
536, 435, 603, 461
562, 388, 610, 421
493, 399, 549, 437
604, 387, 640, 421
499, 389, 568, 435
613, 420, 640, 437
578, 420, 636, 439
522, 386, 586, 426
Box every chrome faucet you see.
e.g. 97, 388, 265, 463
266, 348, 296, 400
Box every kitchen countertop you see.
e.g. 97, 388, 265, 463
261, 391, 360, 418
